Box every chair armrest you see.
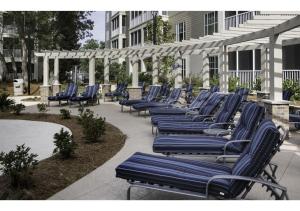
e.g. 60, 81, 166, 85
223, 139, 251, 155
208, 122, 235, 129
192, 115, 214, 122
202, 116, 215, 122
185, 110, 199, 116
205, 175, 288, 200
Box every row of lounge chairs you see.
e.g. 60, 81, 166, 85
48, 83, 100, 106
114, 85, 289, 200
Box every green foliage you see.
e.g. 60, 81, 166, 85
139, 72, 152, 85
210, 75, 219, 87
185, 74, 203, 90
11, 103, 26, 115
0, 144, 38, 188
158, 56, 175, 85
283, 79, 300, 100
0, 93, 15, 112
110, 62, 131, 84
36, 103, 48, 114
253, 77, 262, 91
228, 77, 239, 92
53, 128, 75, 158
78, 108, 106, 143
60, 109, 71, 119
145, 16, 175, 44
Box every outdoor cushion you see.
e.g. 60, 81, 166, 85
48, 83, 77, 101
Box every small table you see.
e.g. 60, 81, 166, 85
203, 128, 231, 136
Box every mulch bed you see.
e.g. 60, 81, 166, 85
0, 112, 126, 200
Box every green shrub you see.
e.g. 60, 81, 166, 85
253, 77, 262, 91
36, 103, 48, 114
209, 75, 219, 87
77, 108, 94, 125
283, 79, 300, 100
60, 109, 71, 119
0, 144, 38, 188
53, 128, 75, 158
0, 93, 15, 112
139, 72, 152, 85
228, 77, 239, 92
11, 103, 26, 115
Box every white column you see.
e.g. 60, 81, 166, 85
89, 56, 96, 86
132, 58, 139, 87
53, 57, 59, 85
269, 34, 283, 101
218, 45, 228, 92
252, 49, 256, 87
104, 57, 110, 83
174, 52, 183, 88
43, 55, 49, 86
140, 58, 146, 72
236, 50, 239, 78
261, 48, 269, 93
119, 14, 122, 34
152, 55, 159, 85
33, 56, 39, 81
202, 51, 210, 89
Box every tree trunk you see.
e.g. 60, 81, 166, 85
10, 50, 18, 78
21, 36, 28, 84
0, 51, 8, 82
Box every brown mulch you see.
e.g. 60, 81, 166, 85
0, 112, 126, 200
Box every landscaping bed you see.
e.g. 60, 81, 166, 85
0, 112, 126, 200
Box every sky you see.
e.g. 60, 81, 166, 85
80, 11, 105, 44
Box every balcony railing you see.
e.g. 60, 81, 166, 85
2, 25, 18, 34
3, 49, 22, 58
111, 26, 127, 37
130, 11, 152, 29
224, 11, 259, 30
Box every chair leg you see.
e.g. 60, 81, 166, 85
152, 125, 154, 135
48, 101, 50, 107
121, 105, 123, 112
127, 186, 132, 200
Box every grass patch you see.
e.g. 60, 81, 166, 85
0, 112, 126, 199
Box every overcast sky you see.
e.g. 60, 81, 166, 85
81, 11, 105, 44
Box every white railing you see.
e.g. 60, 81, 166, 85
130, 11, 152, 29
283, 70, 300, 83
224, 11, 259, 30
2, 25, 18, 34
111, 28, 120, 37
3, 49, 22, 58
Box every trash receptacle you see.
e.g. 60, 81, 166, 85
13, 79, 24, 96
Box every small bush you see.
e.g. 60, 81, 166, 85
82, 116, 106, 143
11, 103, 26, 115
77, 108, 94, 125
53, 128, 75, 158
228, 77, 239, 92
0, 93, 15, 112
60, 109, 71, 119
0, 144, 38, 188
253, 77, 262, 91
37, 103, 48, 114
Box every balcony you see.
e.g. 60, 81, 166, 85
2, 25, 18, 35
111, 26, 127, 37
3, 49, 22, 58
130, 11, 153, 29
224, 12, 259, 30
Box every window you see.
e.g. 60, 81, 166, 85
122, 15, 126, 27
111, 17, 119, 31
176, 22, 186, 42
162, 11, 168, 16
143, 27, 148, 42
209, 56, 218, 78
122, 38, 126, 48
112, 39, 119, 49
130, 29, 142, 46
204, 12, 218, 35
182, 59, 186, 79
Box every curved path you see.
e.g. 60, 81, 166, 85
0, 120, 71, 161
24, 101, 300, 200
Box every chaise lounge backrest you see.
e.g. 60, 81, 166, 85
210, 86, 220, 93
159, 83, 170, 98
146, 85, 161, 102
235, 87, 249, 102
229, 120, 283, 197
213, 94, 241, 128
67, 83, 77, 98
198, 92, 225, 116
165, 88, 181, 104
188, 90, 211, 110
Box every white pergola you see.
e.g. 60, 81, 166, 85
35, 14, 300, 102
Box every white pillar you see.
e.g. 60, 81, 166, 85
252, 49, 256, 87
202, 51, 210, 89
104, 57, 110, 83
236, 50, 239, 78
53, 57, 60, 85
33, 56, 39, 81
140, 58, 146, 72
89, 56, 96, 86
218, 45, 228, 92
43, 55, 49, 86
132, 59, 139, 87
152, 55, 159, 85
269, 34, 283, 101
261, 48, 269, 93
174, 52, 183, 88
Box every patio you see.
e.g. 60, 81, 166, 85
24, 100, 300, 200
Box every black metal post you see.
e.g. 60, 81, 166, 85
151, 11, 158, 45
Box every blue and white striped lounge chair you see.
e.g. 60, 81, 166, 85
132, 88, 182, 112
148, 90, 211, 116
69, 83, 99, 106
153, 102, 265, 156
116, 120, 288, 200
156, 93, 241, 135
184, 83, 193, 104
289, 110, 300, 130
119, 85, 161, 112
48, 83, 77, 106
283, 90, 293, 101
150, 92, 225, 128
210, 85, 219, 93
235, 87, 250, 111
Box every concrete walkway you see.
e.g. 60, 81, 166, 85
0, 120, 71, 161
24, 101, 300, 200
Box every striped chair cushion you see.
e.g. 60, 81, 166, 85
198, 93, 225, 116
210, 86, 219, 93
153, 135, 243, 154
229, 120, 281, 197
116, 152, 232, 197
157, 121, 213, 133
